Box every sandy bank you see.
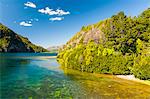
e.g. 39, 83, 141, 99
116, 75, 150, 85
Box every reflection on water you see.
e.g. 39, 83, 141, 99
0, 53, 150, 99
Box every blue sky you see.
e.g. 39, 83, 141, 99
0, 0, 150, 48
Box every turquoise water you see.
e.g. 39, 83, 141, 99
0, 53, 83, 99
1, 53, 150, 99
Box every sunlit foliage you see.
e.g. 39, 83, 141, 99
57, 8, 150, 80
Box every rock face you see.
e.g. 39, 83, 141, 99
62, 21, 106, 49
0, 23, 47, 52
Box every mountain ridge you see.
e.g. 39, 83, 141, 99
0, 23, 47, 52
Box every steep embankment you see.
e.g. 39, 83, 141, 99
57, 8, 150, 80
0, 23, 47, 52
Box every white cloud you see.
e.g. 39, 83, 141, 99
56, 9, 70, 16
49, 17, 64, 21
28, 21, 32, 23
20, 21, 32, 27
24, 2, 36, 8
38, 7, 54, 15
38, 7, 70, 16
35, 18, 39, 21
24, 7, 28, 9
30, 18, 39, 21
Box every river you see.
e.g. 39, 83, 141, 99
0, 53, 150, 99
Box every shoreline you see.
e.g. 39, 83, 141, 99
62, 68, 150, 86
116, 75, 150, 85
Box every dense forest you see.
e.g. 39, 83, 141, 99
0, 23, 47, 52
57, 8, 150, 80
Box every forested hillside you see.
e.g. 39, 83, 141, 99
0, 23, 47, 52
57, 8, 150, 80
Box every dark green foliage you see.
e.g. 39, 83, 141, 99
57, 8, 150, 80
0, 23, 47, 52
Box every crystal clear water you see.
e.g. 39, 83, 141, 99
0, 53, 150, 99
0, 53, 83, 99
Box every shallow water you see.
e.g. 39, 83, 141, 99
0, 53, 150, 99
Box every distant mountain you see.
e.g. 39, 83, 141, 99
47, 45, 63, 53
0, 23, 47, 52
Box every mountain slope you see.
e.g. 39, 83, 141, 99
57, 8, 150, 80
0, 23, 47, 52
61, 9, 150, 54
